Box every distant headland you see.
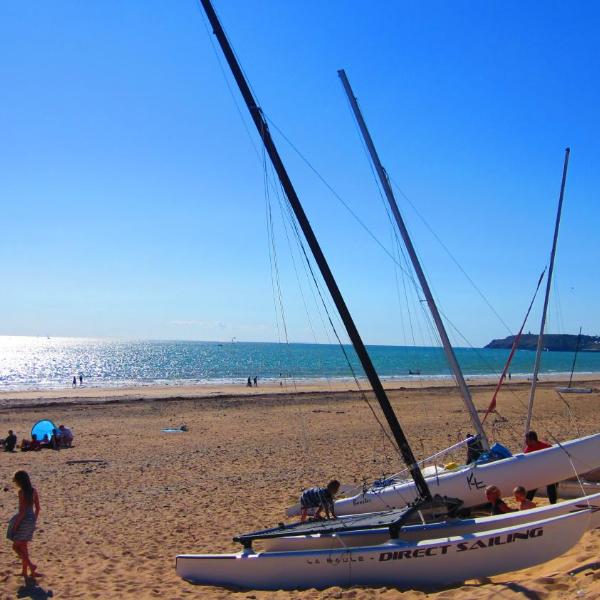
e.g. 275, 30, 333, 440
485, 333, 600, 352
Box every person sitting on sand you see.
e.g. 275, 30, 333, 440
485, 485, 514, 515
1, 430, 17, 452
299, 480, 340, 522
58, 425, 73, 448
523, 431, 557, 504
50, 428, 62, 450
20, 434, 41, 452
513, 485, 536, 510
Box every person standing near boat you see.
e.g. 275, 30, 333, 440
7, 470, 41, 579
524, 431, 558, 504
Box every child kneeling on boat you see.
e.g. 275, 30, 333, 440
299, 480, 340, 522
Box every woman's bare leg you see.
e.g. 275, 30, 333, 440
14, 541, 36, 577
12, 542, 27, 576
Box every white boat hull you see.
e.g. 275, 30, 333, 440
266, 492, 600, 552
176, 510, 590, 590
550, 479, 600, 499
328, 432, 600, 516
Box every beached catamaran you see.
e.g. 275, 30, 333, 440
283, 74, 600, 519
176, 1, 598, 589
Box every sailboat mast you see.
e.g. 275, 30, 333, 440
199, 0, 431, 500
568, 326, 583, 389
524, 147, 571, 435
338, 69, 490, 451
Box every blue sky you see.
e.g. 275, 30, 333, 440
1, 1, 598, 347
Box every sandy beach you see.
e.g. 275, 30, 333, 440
2, 377, 600, 599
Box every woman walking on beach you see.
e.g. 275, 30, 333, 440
8, 470, 41, 578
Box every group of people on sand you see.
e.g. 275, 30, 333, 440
4, 425, 74, 452
485, 430, 557, 514
1, 425, 558, 583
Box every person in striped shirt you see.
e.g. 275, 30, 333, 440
299, 480, 340, 522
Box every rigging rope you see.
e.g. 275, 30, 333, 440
482, 268, 547, 424
279, 186, 401, 454
387, 175, 514, 336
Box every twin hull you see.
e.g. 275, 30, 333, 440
266, 491, 600, 552
176, 510, 590, 590
332, 432, 600, 516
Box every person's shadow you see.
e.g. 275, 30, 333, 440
16, 578, 53, 599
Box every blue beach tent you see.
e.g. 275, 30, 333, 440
31, 419, 57, 441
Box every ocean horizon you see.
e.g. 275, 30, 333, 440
1, 335, 600, 393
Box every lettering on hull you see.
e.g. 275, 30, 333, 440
378, 527, 544, 562
352, 497, 372, 506
307, 555, 365, 565
466, 472, 486, 491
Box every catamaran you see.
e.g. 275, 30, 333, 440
285, 74, 600, 519
176, 1, 597, 589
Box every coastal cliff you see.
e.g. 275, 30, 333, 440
485, 333, 600, 352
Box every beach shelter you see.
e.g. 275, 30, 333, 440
31, 419, 57, 441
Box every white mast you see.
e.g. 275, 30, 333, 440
524, 147, 571, 435
338, 69, 489, 450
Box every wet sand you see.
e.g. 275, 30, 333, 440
1, 377, 599, 599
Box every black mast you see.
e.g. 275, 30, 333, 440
199, 0, 431, 501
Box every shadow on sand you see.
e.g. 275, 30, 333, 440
496, 582, 544, 600
16, 577, 53, 599
569, 560, 600, 576
450, 580, 543, 600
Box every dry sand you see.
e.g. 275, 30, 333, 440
1, 377, 600, 599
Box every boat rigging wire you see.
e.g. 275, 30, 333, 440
278, 182, 401, 455
264, 114, 513, 340
197, 5, 265, 163
199, 1, 587, 473
482, 268, 547, 424
200, 0, 540, 394
265, 114, 515, 381
264, 146, 286, 348
387, 175, 514, 336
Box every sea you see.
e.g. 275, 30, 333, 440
1, 336, 599, 393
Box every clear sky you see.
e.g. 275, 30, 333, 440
1, 1, 598, 347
